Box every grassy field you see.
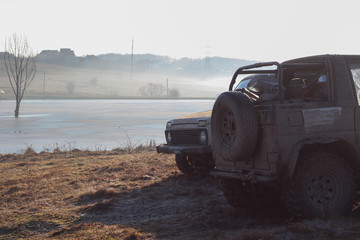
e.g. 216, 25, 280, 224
2, 148, 360, 239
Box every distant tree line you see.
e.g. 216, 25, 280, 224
139, 83, 180, 97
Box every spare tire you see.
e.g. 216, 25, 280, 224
211, 91, 258, 162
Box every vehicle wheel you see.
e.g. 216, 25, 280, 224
211, 91, 258, 162
221, 179, 280, 209
175, 153, 214, 176
282, 152, 356, 217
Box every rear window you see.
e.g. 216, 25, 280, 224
348, 63, 360, 105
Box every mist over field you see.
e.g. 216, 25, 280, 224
0, 49, 254, 100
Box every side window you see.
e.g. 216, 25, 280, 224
349, 63, 360, 105
284, 68, 328, 101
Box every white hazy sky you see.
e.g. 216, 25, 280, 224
1, 0, 359, 62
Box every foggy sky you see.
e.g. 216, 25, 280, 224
1, 0, 359, 61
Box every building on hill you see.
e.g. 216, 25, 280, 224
36, 48, 78, 66
38, 50, 60, 59
83, 55, 100, 63
0, 52, 12, 59
60, 48, 75, 57
38, 48, 76, 59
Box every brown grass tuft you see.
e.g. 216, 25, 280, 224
79, 188, 117, 201
24, 147, 37, 156
81, 198, 116, 213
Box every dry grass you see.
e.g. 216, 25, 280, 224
1, 148, 360, 239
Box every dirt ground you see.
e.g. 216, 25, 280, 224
1, 148, 360, 240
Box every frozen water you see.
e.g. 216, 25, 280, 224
0, 99, 214, 153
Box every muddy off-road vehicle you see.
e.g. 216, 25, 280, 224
156, 110, 214, 176
159, 55, 360, 216
210, 54, 360, 217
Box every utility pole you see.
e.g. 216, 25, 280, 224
166, 78, 169, 97
131, 39, 134, 81
43, 72, 45, 99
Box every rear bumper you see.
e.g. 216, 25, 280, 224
156, 144, 212, 155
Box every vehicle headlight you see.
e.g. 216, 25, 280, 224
199, 130, 207, 144
198, 120, 207, 127
166, 121, 173, 129
166, 131, 172, 143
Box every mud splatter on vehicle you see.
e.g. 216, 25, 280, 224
160, 55, 360, 217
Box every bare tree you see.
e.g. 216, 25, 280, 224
66, 81, 76, 94
169, 88, 180, 97
3, 34, 36, 117
139, 83, 165, 97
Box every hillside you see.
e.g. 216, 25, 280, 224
0, 50, 255, 99
35, 49, 254, 77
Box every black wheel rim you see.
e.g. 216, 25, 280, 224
219, 109, 236, 146
307, 173, 339, 209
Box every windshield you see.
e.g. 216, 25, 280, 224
234, 74, 278, 102
235, 78, 251, 91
